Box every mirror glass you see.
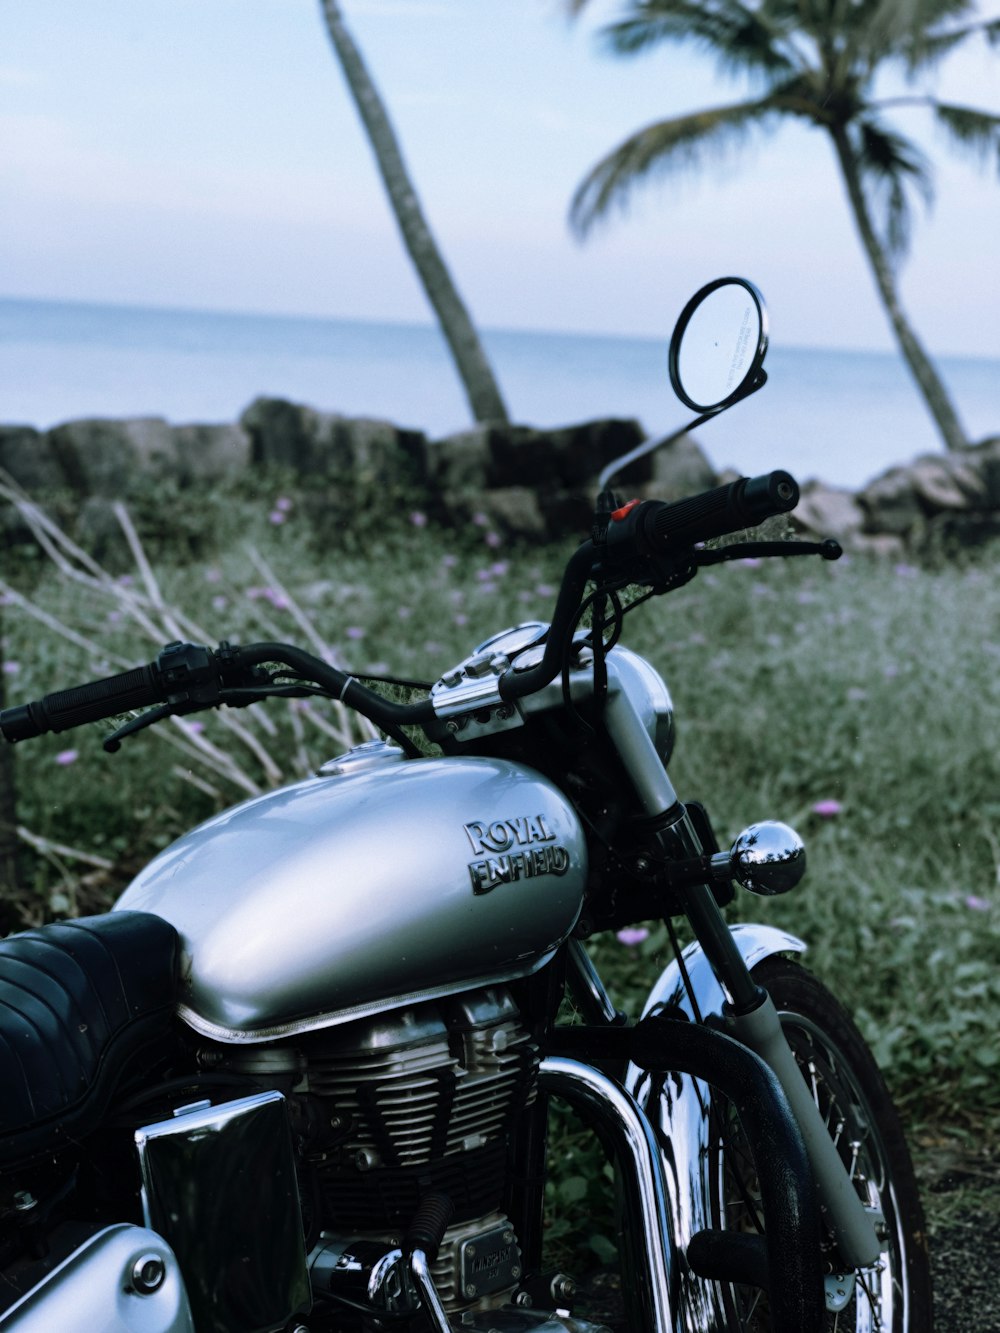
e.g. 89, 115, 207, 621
669, 277, 767, 413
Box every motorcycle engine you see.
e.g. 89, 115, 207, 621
203, 985, 539, 1323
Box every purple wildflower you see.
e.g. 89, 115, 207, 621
2, 661, 20, 674
410, 510, 428, 528
616, 926, 650, 947
268, 510, 286, 525
55, 749, 78, 766
275, 496, 293, 513
811, 799, 843, 818
964, 895, 990, 912
345, 626, 365, 641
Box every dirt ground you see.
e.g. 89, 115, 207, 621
919, 1138, 1000, 1333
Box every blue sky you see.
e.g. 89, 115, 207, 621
3, 0, 999, 355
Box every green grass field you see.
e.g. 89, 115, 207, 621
3, 482, 998, 1160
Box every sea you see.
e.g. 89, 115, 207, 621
2, 296, 998, 491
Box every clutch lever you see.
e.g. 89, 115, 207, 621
695, 537, 842, 566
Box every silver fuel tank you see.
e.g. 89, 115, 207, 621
114, 749, 587, 1044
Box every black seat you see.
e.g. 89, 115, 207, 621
0, 911, 179, 1166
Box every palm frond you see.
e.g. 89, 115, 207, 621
845, 0, 975, 71
570, 92, 810, 235
933, 102, 1000, 175
853, 119, 934, 258
603, 0, 801, 80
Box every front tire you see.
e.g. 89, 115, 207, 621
709, 957, 933, 1332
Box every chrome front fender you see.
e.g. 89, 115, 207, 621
623, 923, 806, 1333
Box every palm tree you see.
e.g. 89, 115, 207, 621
569, 0, 1000, 453
318, 0, 510, 425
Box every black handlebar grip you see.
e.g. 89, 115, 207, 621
0, 664, 163, 741
644, 470, 799, 554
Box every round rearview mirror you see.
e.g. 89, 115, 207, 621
668, 277, 768, 413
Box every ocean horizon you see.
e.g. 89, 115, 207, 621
2, 294, 997, 491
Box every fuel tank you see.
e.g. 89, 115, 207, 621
114, 750, 587, 1044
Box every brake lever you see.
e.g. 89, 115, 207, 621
694, 537, 842, 566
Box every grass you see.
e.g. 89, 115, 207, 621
2, 479, 998, 1257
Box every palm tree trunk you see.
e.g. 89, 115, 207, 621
830, 126, 969, 452
318, 0, 510, 426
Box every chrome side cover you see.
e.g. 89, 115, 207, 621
115, 757, 587, 1042
0, 1224, 194, 1332
135, 1092, 309, 1333
624, 924, 806, 1332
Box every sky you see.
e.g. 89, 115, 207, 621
3, 0, 999, 357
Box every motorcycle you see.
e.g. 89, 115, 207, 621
0, 277, 932, 1333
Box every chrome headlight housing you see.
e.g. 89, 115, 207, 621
608, 646, 676, 764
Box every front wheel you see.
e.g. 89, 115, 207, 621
709, 957, 933, 1332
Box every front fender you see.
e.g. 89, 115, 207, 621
636, 923, 806, 1026
623, 923, 806, 1332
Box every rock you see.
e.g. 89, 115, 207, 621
793, 482, 865, 539
471, 486, 548, 539
240, 398, 326, 473
542, 418, 647, 488
171, 422, 251, 482
969, 436, 1000, 509
858, 467, 924, 535
0, 425, 67, 493
46, 417, 175, 496
241, 398, 426, 486
909, 454, 987, 511
425, 426, 494, 495
648, 432, 717, 501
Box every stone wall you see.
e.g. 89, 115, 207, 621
2, 396, 998, 552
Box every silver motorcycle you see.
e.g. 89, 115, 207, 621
0, 278, 932, 1332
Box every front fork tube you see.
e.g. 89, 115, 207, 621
675, 860, 881, 1270
602, 676, 881, 1271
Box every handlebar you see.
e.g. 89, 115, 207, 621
603, 470, 799, 576
0, 639, 436, 745
0, 470, 809, 746
1, 664, 164, 741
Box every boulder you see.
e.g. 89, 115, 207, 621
45, 417, 175, 496
171, 422, 251, 482
470, 486, 548, 539
240, 398, 327, 473
241, 398, 426, 486
0, 425, 66, 493
425, 425, 495, 495
793, 482, 865, 540
857, 466, 925, 536
541, 418, 647, 488
648, 432, 717, 501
